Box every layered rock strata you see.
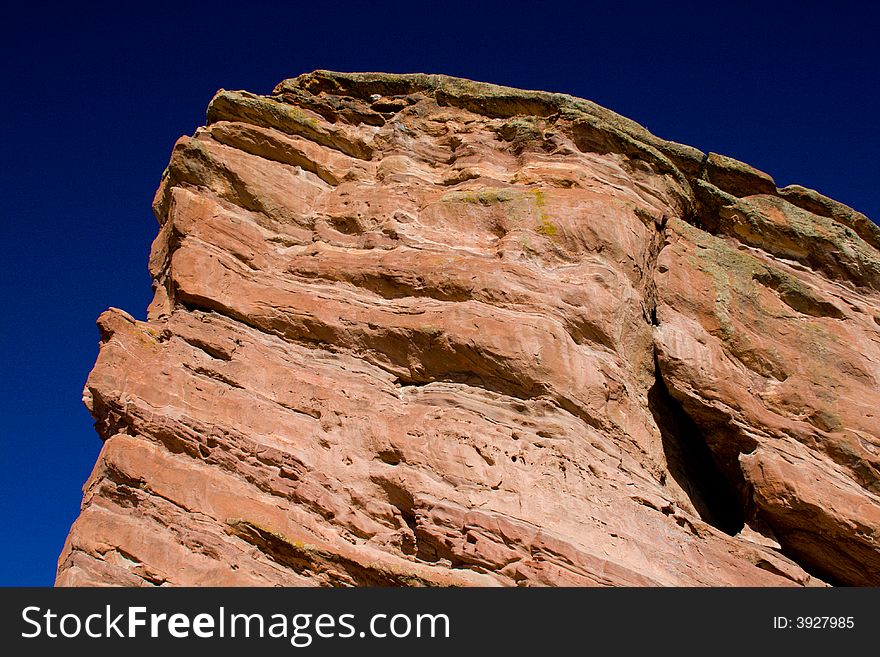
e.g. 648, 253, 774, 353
57, 71, 880, 586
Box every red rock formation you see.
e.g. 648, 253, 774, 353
57, 72, 880, 586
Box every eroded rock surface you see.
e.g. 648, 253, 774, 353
57, 71, 880, 586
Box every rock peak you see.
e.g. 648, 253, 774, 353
59, 71, 880, 587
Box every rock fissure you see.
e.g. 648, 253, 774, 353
649, 353, 745, 536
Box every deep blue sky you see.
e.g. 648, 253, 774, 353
2, 3, 877, 585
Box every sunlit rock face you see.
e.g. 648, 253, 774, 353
57, 72, 880, 587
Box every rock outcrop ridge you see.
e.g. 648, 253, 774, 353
57, 71, 880, 586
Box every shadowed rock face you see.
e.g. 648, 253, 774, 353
57, 71, 880, 587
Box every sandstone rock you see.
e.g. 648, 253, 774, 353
57, 71, 880, 587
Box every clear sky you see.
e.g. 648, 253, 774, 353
2, 2, 878, 585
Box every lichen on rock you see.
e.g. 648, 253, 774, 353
57, 71, 880, 587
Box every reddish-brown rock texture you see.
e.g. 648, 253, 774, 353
57, 72, 880, 587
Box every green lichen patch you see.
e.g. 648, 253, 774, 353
439, 187, 559, 239
753, 269, 845, 319
678, 222, 790, 378
777, 184, 880, 251
207, 90, 373, 160
417, 325, 444, 338
698, 188, 880, 292
535, 220, 558, 237
705, 152, 776, 198
526, 189, 557, 238
677, 216, 854, 382
441, 188, 519, 205
496, 116, 545, 142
